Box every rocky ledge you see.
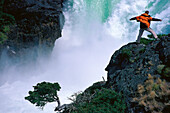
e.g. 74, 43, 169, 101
105, 36, 170, 112
61, 35, 170, 113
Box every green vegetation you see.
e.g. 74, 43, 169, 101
140, 34, 169, 45
0, 32, 8, 44
119, 48, 132, 62
0, 12, 15, 28
67, 88, 126, 113
121, 48, 132, 57
0, 0, 15, 44
157, 65, 170, 81
163, 67, 170, 78
140, 38, 153, 45
3, 26, 10, 33
147, 34, 169, 39
25, 82, 61, 110
157, 65, 165, 74
139, 47, 146, 54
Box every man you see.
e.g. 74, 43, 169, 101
130, 11, 162, 43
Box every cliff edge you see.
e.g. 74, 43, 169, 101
105, 35, 170, 112
61, 35, 170, 113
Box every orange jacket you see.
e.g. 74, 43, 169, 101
136, 13, 152, 28
130, 13, 161, 28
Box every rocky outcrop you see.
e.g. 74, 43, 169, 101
57, 36, 170, 113
1, 0, 64, 62
105, 36, 170, 112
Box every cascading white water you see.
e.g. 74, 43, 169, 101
0, 0, 169, 113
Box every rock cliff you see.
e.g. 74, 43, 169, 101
0, 0, 64, 63
61, 35, 170, 113
105, 36, 170, 112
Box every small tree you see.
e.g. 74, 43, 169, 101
25, 81, 61, 111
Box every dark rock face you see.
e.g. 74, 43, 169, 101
1, 0, 64, 62
105, 36, 170, 112
156, 37, 170, 66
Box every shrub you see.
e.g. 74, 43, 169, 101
68, 88, 126, 113
121, 48, 132, 57
157, 65, 170, 81
140, 38, 153, 45
0, 32, 8, 44
133, 74, 170, 113
0, 0, 15, 44
0, 12, 15, 30
147, 34, 169, 39
139, 47, 146, 54
3, 26, 10, 33
162, 67, 170, 78
0, 0, 15, 32
118, 48, 132, 63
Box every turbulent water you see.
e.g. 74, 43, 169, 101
0, 0, 169, 113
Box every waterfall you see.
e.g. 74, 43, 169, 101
0, 0, 169, 113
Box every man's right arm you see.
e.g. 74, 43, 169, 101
130, 17, 136, 21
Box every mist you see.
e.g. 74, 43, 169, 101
0, 0, 169, 113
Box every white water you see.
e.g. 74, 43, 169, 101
0, 0, 169, 113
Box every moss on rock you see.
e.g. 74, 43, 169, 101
157, 65, 166, 74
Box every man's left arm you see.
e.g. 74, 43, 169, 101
129, 17, 136, 21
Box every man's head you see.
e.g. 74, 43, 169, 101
145, 11, 149, 14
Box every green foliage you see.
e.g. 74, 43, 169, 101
140, 34, 168, 45
139, 47, 146, 54
163, 67, 170, 78
0, 12, 15, 30
121, 48, 132, 57
0, 0, 15, 31
152, 83, 160, 91
161, 66, 170, 82
119, 48, 132, 62
157, 65, 165, 74
71, 88, 126, 113
157, 65, 170, 81
25, 81, 61, 109
0, 32, 8, 44
0, 0, 15, 44
0, 26, 10, 44
3, 26, 10, 33
147, 34, 169, 39
140, 38, 153, 45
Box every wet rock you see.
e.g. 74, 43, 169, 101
156, 37, 170, 66
1, 0, 65, 62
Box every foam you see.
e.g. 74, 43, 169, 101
0, 0, 169, 112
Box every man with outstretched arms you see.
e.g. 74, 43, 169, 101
130, 11, 162, 43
